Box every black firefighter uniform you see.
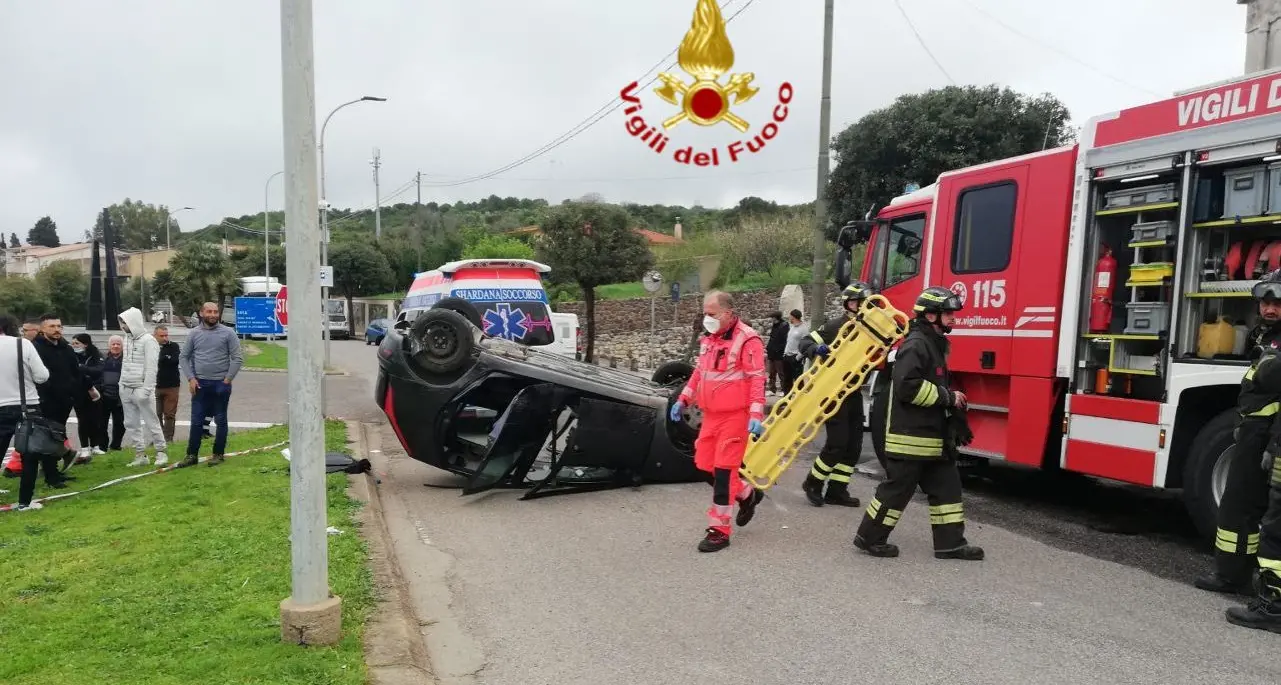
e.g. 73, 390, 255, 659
854, 319, 975, 554
797, 316, 864, 506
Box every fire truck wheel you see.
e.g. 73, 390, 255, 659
1181, 409, 1236, 543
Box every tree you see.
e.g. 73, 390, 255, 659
8, 234, 18, 249
329, 241, 395, 334
229, 245, 287, 283
536, 202, 653, 362
27, 216, 60, 248
154, 242, 237, 317
94, 199, 176, 250
0, 276, 51, 321
460, 232, 535, 260
827, 85, 1074, 229
35, 261, 89, 324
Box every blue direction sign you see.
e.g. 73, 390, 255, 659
234, 297, 285, 336
670, 281, 681, 303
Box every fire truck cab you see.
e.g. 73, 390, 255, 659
844, 68, 1281, 539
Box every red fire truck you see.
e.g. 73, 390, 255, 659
840, 68, 1281, 540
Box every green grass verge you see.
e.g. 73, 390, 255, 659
243, 341, 290, 370
0, 421, 374, 685
594, 282, 650, 300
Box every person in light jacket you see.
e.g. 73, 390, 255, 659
118, 307, 167, 467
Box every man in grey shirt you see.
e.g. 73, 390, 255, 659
177, 302, 243, 467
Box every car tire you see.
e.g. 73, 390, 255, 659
1182, 408, 1237, 544
651, 361, 694, 387
433, 297, 482, 329
408, 309, 475, 375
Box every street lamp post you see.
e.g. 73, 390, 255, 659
266, 170, 285, 342
165, 206, 194, 250
319, 95, 386, 368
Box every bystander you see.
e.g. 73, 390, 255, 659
178, 302, 242, 467
153, 324, 181, 443
71, 333, 105, 462
1, 314, 58, 511
101, 336, 125, 451
118, 308, 167, 467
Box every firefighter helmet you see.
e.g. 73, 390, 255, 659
1254, 269, 1281, 301
842, 281, 873, 306
913, 286, 964, 315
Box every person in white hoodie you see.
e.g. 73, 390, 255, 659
118, 307, 167, 466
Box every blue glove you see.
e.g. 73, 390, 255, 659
814, 344, 830, 358
670, 401, 685, 423
748, 418, 764, 436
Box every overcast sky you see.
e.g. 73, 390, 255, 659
0, 0, 1250, 244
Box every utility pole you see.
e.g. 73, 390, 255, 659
277, 0, 342, 646
808, 0, 835, 328
371, 147, 382, 240
415, 170, 422, 205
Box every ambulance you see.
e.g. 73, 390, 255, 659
842, 68, 1281, 539
397, 258, 578, 357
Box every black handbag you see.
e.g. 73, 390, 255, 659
13, 337, 66, 457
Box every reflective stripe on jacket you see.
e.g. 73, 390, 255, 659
884, 320, 955, 460
680, 318, 767, 420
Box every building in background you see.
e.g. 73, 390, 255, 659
5, 242, 132, 278
124, 248, 177, 280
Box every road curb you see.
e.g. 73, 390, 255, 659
243, 367, 348, 376
352, 420, 487, 685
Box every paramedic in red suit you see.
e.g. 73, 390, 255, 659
670, 290, 768, 553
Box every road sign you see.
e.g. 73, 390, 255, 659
642, 270, 663, 293
320, 266, 334, 288
236, 297, 285, 336
670, 281, 681, 303
275, 285, 289, 327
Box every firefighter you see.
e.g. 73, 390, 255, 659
1197, 269, 1281, 596
797, 281, 873, 508
1227, 348, 1281, 630
852, 286, 984, 561
670, 290, 768, 553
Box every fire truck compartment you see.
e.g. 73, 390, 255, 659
1102, 183, 1178, 210
1223, 165, 1267, 217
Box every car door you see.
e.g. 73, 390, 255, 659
934, 169, 1027, 376
462, 384, 565, 495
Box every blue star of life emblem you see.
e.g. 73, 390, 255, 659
482, 303, 530, 340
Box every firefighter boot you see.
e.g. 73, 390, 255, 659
1195, 572, 1254, 596
1226, 572, 1281, 633
823, 481, 861, 508
802, 476, 826, 507
853, 535, 899, 558
697, 528, 730, 553
935, 545, 986, 561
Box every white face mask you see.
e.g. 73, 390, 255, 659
703, 315, 722, 334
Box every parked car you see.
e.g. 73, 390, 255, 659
376, 302, 703, 498
365, 318, 391, 345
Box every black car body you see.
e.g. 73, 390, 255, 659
375, 307, 704, 498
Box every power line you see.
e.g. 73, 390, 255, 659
892, 0, 956, 85
953, 0, 1162, 97
419, 0, 759, 188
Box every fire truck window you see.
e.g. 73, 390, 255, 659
885, 214, 925, 287
952, 182, 1017, 274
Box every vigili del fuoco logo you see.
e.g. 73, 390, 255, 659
619, 0, 793, 167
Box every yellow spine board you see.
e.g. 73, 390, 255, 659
739, 295, 909, 490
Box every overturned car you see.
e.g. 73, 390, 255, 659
375, 301, 707, 498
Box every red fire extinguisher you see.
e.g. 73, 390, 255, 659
1089, 246, 1117, 333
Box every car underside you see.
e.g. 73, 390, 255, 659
375, 305, 706, 498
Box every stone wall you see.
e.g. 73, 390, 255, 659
555, 284, 844, 370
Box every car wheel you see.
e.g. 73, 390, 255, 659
651, 361, 694, 387
1182, 408, 1237, 544
433, 297, 483, 329
408, 309, 475, 375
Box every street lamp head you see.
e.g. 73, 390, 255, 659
361, 96, 388, 102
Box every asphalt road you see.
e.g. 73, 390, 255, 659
344, 345, 1281, 685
